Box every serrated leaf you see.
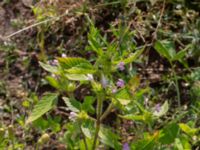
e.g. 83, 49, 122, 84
26, 93, 58, 124
63, 97, 81, 112
58, 57, 92, 70
39, 62, 59, 74
99, 127, 121, 150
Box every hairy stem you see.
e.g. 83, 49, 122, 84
100, 103, 113, 122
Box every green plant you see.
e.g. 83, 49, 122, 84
154, 40, 189, 107
26, 19, 146, 149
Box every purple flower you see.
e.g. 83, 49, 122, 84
123, 143, 130, 150
69, 112, 78, 121
155, 103, 161, 112
116, 79, 125, 88
118, 62, 125, 71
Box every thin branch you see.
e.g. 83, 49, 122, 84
152, 0, 166, 42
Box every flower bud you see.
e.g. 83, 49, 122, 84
79, 111, 88, 120
38, 133, 50, 145
67, 83, 76, 92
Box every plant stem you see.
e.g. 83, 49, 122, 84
172, 64, 181, 107
92, 94, 103, 150
100, 103, 113, 122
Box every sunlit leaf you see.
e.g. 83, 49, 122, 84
45, 76, 60, 89
26, 93, 58, 124
65, 74, 89, 81
58, 57, 93, 70
179, 123, 199, 136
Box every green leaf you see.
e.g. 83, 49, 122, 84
26, 93, 58, 124
99, 127, 121, 150
114, 48, 145, 65
153, 101, 169, 117
173, 50, 186, 61
159, 123, 179, 144
131, 131, 160, 150
66, 67, 96, 74
121, 114, 145, 121
179, 136, 191, 149
115, 88, 131, 105
179, 123, 199, 136
82, 96, 95, 114
63, 97, 81, 112
175, 138, 184, 150
39, 62, 59, 74
121, 112, 153, 124
65, 74, 89, 81
45, 76, 60, 89
123, 48, 145, 64
58, 57, 92, 70
79, 138, 93, 150
81, 120, 94, 139
154, 40, 176, 61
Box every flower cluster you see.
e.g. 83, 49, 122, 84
116, 79, 125, 88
